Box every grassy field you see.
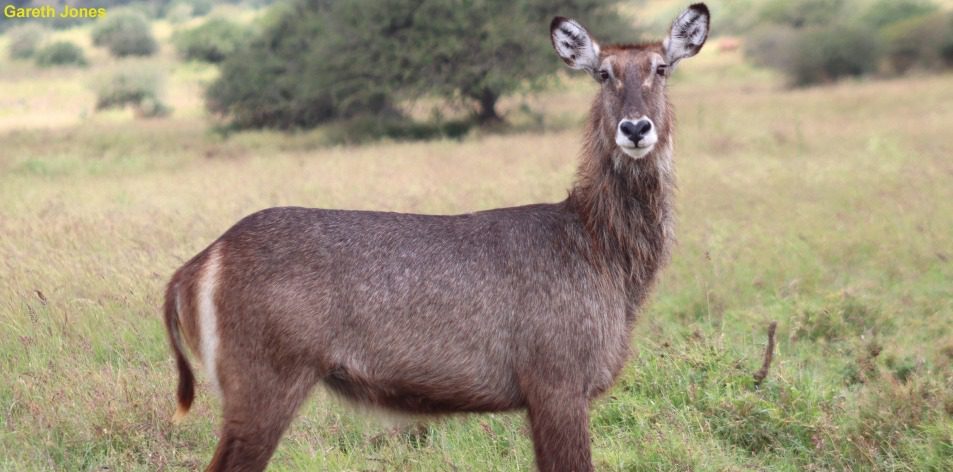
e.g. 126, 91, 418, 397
2, 15, 953, 471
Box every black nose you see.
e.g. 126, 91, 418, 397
619, 119, 652, 141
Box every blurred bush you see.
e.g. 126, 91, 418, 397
861, 0, 937, 30
190, 0, 214, 16
674, 0, 752, 35
33, 41, 88, 68
7, 23, 47, 60
756, 0, 848, 29
94, 65, 170, 118
742, 0, 953, 86
91, 10, 158, 57
165, 3, 196, 24
205, 2, 340, 130
164, 0, 214, 23
172, 18, 247, 63
207, 0, 635, 131
743, 23, 799, 71
786, 24, 881, 86
883, 13, 953, 74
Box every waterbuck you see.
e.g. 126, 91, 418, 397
163, 4, 710, 471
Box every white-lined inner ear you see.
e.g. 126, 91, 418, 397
552, 18, 600, 71
664, 6, 709, 66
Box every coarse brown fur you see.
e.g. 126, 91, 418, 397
163, 5, 710, 471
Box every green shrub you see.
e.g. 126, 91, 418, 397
743, 23, 799, 70
190, 0, 213, 16
6, 23, 47, 60
94, 65, 170, 118
91, 10, 157, 57
33, 41, 88, 67
162, 0, 212, 21
743, 0, 952, 84
757, 0, 848, 28
883, 14, 953, 73
785, 24, 882, 86
205, 2, 340, 130
165, 3, 195, 24
134, 96, 172, 119
862, 0, 937, 30
172, 18, 246, 63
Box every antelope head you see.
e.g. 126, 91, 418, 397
551, 4, 710, 159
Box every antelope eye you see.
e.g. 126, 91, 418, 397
656, 64, 668, 77
598, 69, 611, 82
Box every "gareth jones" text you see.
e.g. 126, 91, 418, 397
3, 4, 107, 19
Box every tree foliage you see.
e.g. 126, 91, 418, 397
6, 23, 46, 60
786, 24, 881, 85
207, 0, 634, 130
861, 0, 937, 30
91, 10, 158, 57
206, 2, 340, 130
743, 0, 953, 86
882, 13, 953, 73
94, 63, 171, 118
756, 0, 848, 29
34, 41, 88, 67
172, 17, 247, 63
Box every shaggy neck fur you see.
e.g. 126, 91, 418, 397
568, 97, 677, 293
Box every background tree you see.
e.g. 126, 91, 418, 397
206, 1, 342, 130
33, 41, 88, 68
207, 0, 635, 130
172, 17, 248, 63
742, 0, 953, 86
91, 10, 158, 57
314, 0, 634, 123
6, 23, 46, 60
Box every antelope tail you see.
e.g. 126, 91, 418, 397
164, 280, 195, 423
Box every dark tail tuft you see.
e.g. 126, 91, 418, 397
164, 279, 195, 422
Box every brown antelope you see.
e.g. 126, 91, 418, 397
163, 4, 710, 471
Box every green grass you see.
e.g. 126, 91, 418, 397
1, 18, 953, 471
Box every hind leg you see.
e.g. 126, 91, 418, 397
205, 364, 317, 472
525, 388, 593, 472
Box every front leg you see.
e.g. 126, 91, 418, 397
525, 388, 593, 472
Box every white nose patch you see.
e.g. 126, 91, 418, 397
615, 116, 658, 159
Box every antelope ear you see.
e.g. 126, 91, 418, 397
550, 17, 600, 72
663, 3, 710, 68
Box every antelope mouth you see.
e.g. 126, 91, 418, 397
615, 132, 658, 159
